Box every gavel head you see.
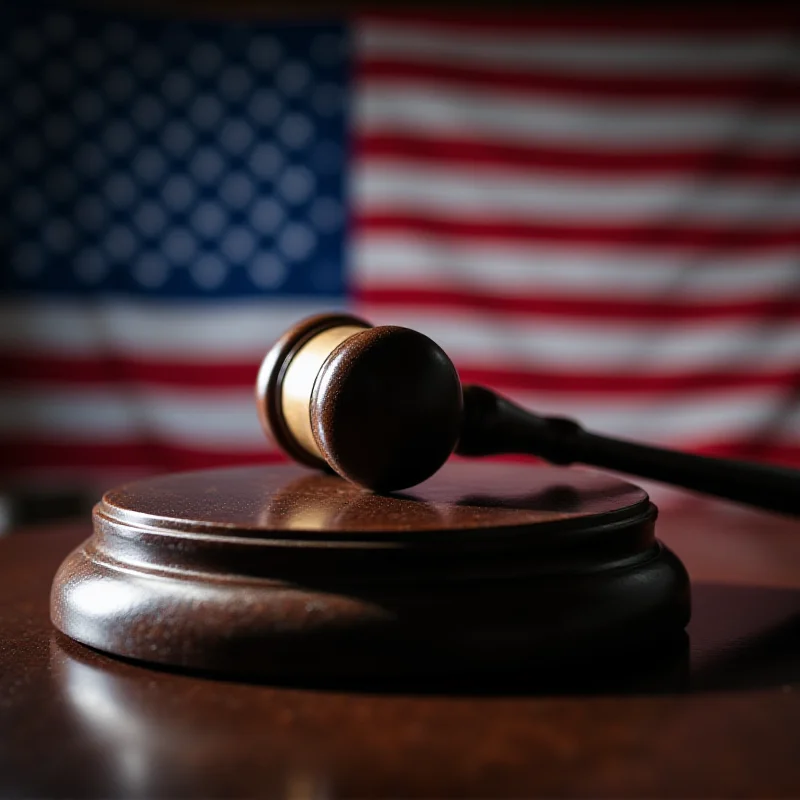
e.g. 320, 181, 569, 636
256, 313, 463, 492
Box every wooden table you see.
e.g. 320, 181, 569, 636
1, 502, 799, 798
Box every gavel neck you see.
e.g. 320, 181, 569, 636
457, 384, 800, 516
456, 385, 584, 465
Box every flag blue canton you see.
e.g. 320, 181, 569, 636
0, 7, 349, 299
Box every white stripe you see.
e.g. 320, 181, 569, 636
0, 388, 266, 448
356, 162, 800, 225
1, 386, 798, 446
360, 23, 800, 77
357, 309, 800, 372
358, 85, 800, 149
355, 237, 800, 300
0, 299, 344, 358
513, 389, 800, 443
4, 299, 799, 373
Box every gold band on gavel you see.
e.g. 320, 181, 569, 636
281, 325, 367, 460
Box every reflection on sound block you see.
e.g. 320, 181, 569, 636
50, 463, 691, 680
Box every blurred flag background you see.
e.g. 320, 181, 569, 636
1, 5, 799, 504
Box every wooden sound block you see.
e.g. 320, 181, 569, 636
50, 463, 690, 679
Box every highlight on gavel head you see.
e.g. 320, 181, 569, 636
256, 313, 463, 492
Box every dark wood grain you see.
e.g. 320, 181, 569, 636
49, 464, 689, 679
256, 312, 464, 491
312, 326, 463, 491
1, 508, 799, 798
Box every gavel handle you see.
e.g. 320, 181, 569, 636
458, 386, 800, 516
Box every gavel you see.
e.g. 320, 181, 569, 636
256, 313, 800, 515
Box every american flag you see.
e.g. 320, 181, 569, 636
1, 6, 799, 495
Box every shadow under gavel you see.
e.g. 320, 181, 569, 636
256, 313, 800, 516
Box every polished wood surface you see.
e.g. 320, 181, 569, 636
50, 464, 688, 678
2, 498, 799, 798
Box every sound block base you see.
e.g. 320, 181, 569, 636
51, 464, 690, 679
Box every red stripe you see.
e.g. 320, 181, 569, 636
3, 438, 798, 471
357, 134, 800, 179
360, 59, 800, 105
456, 367, 800, 395
357, 213, 800, 249
684, 442, 800, 467
5, 351, 799, 396
0, 438, 286, 473
357, 287, 800, 322
0, 353, 257, 389
362, 10, 800, 34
